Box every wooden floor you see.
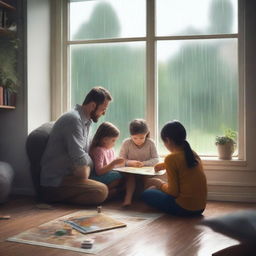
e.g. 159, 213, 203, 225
0, 196, 255, 256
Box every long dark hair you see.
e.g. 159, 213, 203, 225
90, 122, 119, 149
161, 121, 199, 168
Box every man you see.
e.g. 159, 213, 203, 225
40, 87, 112, 205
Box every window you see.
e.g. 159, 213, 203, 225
156, 0, 239, 156
63, 0, 240, 157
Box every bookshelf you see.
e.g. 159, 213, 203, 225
0, 1, 15, 10
0, 1, 17, 109
0, 1, 16, 35
0, 105, 15, 109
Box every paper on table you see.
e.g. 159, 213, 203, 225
115, 166, 165, 176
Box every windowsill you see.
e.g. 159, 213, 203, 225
159, 155, 247, 168
201, 156, 247, 168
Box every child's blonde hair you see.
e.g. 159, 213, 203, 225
90, 122, 120, 149
129, 119, 149, 138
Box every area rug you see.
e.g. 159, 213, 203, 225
7, 209, 162, 254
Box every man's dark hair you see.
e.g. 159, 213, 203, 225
82, 87, 112, 106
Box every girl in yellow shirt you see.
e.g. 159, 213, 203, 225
142, 121, 207, 216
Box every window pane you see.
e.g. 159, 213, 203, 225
156, 0, 238, 36
157, 39, 238, 155
69, 0, 146, 40
70, 42, 146, 149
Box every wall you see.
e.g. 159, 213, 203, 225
27, 0, 51, 133
0, 0, 51, 195
0, 0, 31, 194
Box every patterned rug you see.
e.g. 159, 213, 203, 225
7, 209, 162, 254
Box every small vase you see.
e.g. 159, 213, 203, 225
217, 143, 235, 160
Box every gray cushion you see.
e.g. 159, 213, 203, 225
26, 122, 54, 199
199, 210, 256, 243
0, 162, 14, 203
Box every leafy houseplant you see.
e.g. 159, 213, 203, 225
215, 129, 237, 160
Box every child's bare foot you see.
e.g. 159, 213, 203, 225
122, 200, 131, 207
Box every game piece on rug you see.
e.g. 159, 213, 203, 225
97, 206, 102, 213
63, 224, 73, 235
81, 239, 94, 249
55, 229, 68, 236
35, 203, 55, 210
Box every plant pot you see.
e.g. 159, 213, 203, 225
217, 142, 235, 160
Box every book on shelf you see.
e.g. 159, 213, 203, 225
1, 87, 16, 106
0, 9, 8, 28
3, 9, 8, 28
3, 87, 7, 105
0, 86, 3, 105
0, 9, 3, 28
9, 90, 16, 106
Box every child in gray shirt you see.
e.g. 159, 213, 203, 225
119, 119, 159, 206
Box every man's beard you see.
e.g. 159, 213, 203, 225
91, 109, 99, 122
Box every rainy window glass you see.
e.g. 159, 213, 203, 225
68, 0, 238, 155
156, 0, 238, 36
157, 39, 238, 155
156, 0, 238, 155
70, 0, 146, 40
70, 42, 146, 146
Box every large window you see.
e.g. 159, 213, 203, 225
67, 0, 239, 156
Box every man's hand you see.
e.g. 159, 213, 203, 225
128, 160, 144, 168
73, 165, 90, 179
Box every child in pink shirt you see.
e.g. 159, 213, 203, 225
89, 122, 124, 197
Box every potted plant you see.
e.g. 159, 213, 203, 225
215, 129, 237, 160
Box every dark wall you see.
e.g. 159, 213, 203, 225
0, 0, 32, 194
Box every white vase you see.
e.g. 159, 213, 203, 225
217, 143, 235, 160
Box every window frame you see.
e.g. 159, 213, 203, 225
51, 0, 246, 166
